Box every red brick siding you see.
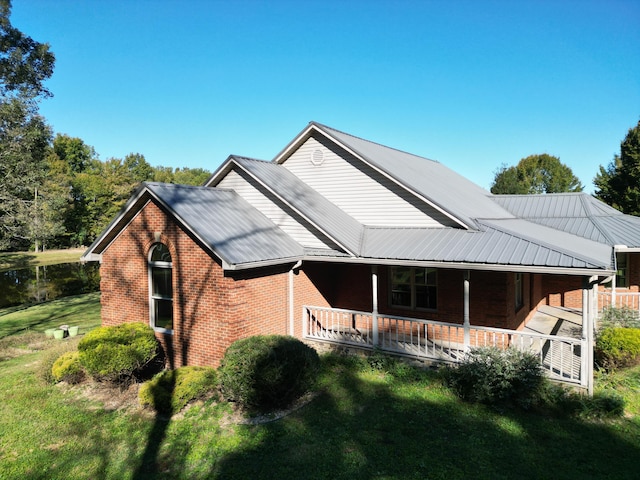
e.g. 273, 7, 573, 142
100, 201, 291, 368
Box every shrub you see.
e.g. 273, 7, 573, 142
446, 346, 546, 409
139, 366, 218, 414
78, 322, 161, 384
219, 335, 320, 412
595, 327, 640, 370
599, 306, 640, 329
51, 351, 85, 384
36, 339, 80, 384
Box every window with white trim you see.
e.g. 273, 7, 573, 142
149, 243, 173, 332
515, 272, 524, 310
390, 266, 437, 310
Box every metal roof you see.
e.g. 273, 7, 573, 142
145, 183, 304, 267
229, 156, 364, 255
360, 219, 612, 271
84, 124, 624, 274
310, 122, 515, 229
82, 183, 304, 268
493, 193, 640, 248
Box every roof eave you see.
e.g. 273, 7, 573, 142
300, 254, 614, 276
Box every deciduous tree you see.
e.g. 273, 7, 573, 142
490, 154, 583, 194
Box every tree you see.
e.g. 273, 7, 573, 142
0, 0, 55, 251
594, 120, 640, 215
0, 98, 52, 250
490, 154, 583, 194
0, 0, 55, 100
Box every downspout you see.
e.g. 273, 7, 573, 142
289, 260, 302, 336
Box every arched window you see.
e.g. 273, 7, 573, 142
148, 243, 173, 332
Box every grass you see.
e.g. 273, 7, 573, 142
0, 292, 101, 339
1, 298, 640, 479
0, 248, 85, 272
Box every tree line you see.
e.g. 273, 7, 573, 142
0, 0, 638, 252
0, 1, 210, 252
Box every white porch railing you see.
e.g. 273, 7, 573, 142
598, 291, 640, 315
304, 306, 584, 384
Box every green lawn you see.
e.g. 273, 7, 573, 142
0, 292, 101, 339
0, 248, 85, 272
1, 297, 640, 479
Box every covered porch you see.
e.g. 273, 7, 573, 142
295, 264, 601, 392
303, 304, 586, 386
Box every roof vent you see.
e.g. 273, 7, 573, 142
311, 149, 324, 166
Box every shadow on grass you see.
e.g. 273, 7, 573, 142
208, 359, 640, 480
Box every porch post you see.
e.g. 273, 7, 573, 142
582, 276, 595, 396
463, 270, 470, 350
611, 271, 617, 309
372, 265, 379, 346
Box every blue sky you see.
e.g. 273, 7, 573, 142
12, 0, 640, 192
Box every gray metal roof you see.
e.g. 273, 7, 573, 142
83, 183, 304, 268
145, 183, 304, 267
361, 220, 612, 271
493, 193, 640, 248
312, 122, 515, 229
84, 124, 623, 274
230, 156, 364, 255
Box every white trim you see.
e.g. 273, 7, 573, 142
223, 253, 615, 276
148, 243, 174, 334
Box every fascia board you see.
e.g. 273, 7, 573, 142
232, 161, 358, 257
298, 255, 615, 277
272, 123, 317, 165
81, 184, 153, 258
203, 155, 239, 187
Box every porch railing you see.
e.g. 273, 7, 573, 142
598, 291, 640, 315
303, 305, 584, 384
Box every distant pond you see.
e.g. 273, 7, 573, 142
0, 262, 100, 309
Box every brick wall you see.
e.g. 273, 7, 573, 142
100, 200, 291, 368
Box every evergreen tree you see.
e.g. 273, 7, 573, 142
594, 120, 640, 215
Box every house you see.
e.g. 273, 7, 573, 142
82, 122, 640, 392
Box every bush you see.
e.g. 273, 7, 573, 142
139, 366, 218, 414
599, 306, 640, 329
78, 322, 161, 384
37, 339, 80, 384
446, 346, 546, 409
595, 327, 640, 370
219, 335, 320, 412
51, 351, 85, 384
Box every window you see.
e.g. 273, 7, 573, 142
616, 253, 628, 288
390, 267, 437, 310
515, 273, 524, 310
149, 243, 173, 332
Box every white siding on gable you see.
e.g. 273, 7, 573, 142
282, 135, 457, 227
217, 169, 338, 250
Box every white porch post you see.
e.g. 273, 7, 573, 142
372, 266, 379, 346
582, 276, 595, 396
611, 271, 617, 309
289, 260, 302, 336
463, 270, 470, 350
